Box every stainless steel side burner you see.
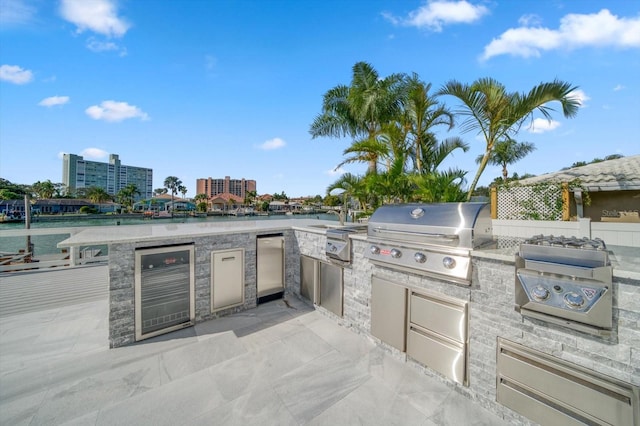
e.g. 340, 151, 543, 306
515, 234, 613, 336
325, 226, 366, 265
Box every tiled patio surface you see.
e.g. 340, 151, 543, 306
0, 265, 509, 425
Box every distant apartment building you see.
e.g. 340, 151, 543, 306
62, 153, 153, 201
196, 176, 256, 200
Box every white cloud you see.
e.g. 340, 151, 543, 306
567, 89, 590, 108
80, 148, 109, 159
0, 0, 36, 26
613, 84, 625, 91
85, 100, 149, 122
259, 137, 286, 150
482, 9, 640, 60
383, 0, 489, 32
0, 64, 33, 84
86, 38, 128, 56
60, 0, 130, 38
527, 118, 561, 134
38, 96, 70, 107
518, 14, 541, 27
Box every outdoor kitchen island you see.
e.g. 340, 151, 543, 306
58, 218, 640, 426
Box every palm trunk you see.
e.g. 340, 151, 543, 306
467, 152, 490, 201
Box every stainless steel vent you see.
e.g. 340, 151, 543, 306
497, 338, 639, 426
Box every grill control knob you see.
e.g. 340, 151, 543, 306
369, 245, 380, 255
442, 256, 456, 269
531, 285, 550, 301
564, 292, 585, 309
414, 252, 427, 263
390, 248, 402, 259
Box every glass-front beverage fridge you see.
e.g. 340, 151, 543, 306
134, 243, 195, 341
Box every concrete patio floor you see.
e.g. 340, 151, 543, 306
0, 265, 510, 425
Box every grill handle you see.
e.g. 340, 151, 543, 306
371, 228, 459, 242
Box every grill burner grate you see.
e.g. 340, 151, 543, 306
523, 234, 606, 250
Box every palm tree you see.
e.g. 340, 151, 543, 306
310, 61, 406, 174
86, 186, 112, 204
477, 138, 536, 182
194, 193, 208, 212
164, 176, 182, 216
154, 188, 168, 196
178, 185, 187, 200
32, 180, 56, 199
326, 173, 369, 211
400, 75, 456, 174
438, 77, 579, 200
117, 184, 140, 212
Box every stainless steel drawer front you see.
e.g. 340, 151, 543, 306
497, 338, 639, 426
407, 290, 469, 386
410, 292, 467, 342
407, 326, 465, 386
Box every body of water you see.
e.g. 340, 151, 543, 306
0, 213, 342, 256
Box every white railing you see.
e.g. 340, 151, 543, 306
0, 227, 108, 272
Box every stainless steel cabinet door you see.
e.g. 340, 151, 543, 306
257, 236, 284, 297
371, 276, 407, 351
300, 256, 318, 303
319, 262, 343, 317
211, 249, 244, 311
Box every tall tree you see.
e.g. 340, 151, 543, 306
86, 186, 112, 204
178, 185, 187, 199
327, 173, 369, 211
117, 183, 140, 212
477, 138, 536, 181
400, 74, 456, 173
438, 77, 579, 200
163, 176, 182, 216
32, 180, 56, 199
310, 62, 406, 174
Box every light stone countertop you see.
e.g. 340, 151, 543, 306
472, 239, 640, 281
58, 221, 639, 281
57, 219, 339, 247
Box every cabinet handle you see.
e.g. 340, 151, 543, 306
222, 256, 235, 261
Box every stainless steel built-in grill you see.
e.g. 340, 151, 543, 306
365, 203, 494, 284
515, 234, 613, 336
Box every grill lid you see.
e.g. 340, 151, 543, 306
367, 202, 493, 250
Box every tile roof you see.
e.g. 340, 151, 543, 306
517, 155, 640, 191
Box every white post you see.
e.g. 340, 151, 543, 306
578, 218, 591, 238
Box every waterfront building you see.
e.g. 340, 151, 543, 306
196, 176, 256, 200
62, 153, 153, 201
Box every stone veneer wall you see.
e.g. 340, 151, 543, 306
299, 235, 640, 425
109, 229, 298, 348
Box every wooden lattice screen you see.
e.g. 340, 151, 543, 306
490, 183, 570, 221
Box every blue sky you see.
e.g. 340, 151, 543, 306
1, 0, 639, 198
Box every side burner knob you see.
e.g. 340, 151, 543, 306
442, 256, 456, 269
564, 292, 585, 309
369, 245, 380, 255
414, 252, 427, 263
531, 285, 550, 301
390, 248, 402, 259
